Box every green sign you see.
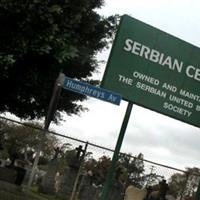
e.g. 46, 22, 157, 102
102, 15, 200, 128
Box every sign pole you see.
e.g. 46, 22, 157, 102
27, 73, 65, 190
99, 102, 133, 200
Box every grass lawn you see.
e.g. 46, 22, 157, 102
0, 181, 62, 200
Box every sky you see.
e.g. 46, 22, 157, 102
50, 0, 200, 171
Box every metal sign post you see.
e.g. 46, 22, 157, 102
27, 73, 65, 190
99, 102, 133, 200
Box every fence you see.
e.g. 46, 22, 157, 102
0, 116, 199, 200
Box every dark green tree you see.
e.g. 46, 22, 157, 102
0, 0, 118, 120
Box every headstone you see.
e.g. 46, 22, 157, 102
124, 185, 147, 200
78, 170, 99, 200
57, 165, 79, 199
0, 153, 27, 186
38, 148, 61, 195
38, 161, 58, 194
0, 160, 26, 186
15, 167, 27, 185
0, 167, 17, 184
57, 145, 85, 199
22, 165, 33, 185
55, 171, 63, 193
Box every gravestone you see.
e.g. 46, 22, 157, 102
0, 167, 17, 184
57, 145, 84, 200
55, 171, 63, 193
124, 185, 147, 200
22, 164, 33, 185
0, 153, 26, 186
38, 147, 61, 195
78, 170, 99, 200
57, 166, 79, 199
14, 166, 27, 185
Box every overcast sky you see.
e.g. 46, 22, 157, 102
51, 0, 200, 171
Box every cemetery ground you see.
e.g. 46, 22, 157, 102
0, 181, 59, 200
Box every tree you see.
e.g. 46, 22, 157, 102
84, 153, 146, 188
83, 154, 113, 187
0, 0, 118, 120
0, 119, 59, 164
118, 153, 145, 188
168, 167, 200, 199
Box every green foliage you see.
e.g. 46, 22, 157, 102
0, 0, 118, 120
84, 155, 111, 185
84, 153, 145, 187
168, 167, 200, 198
0, 120, 59, 163
118, 153, 145, 187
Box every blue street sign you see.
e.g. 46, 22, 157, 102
63, 76, 121, 105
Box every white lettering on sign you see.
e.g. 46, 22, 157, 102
162, 83, 177, 93
65, 80, 105, 98
169, 95, 193, 108
179, 89, 200, 103
124, 39, 183, 73
123, 38, 200, 82
64, 78, 121, 105
136, 82, 166, 98
133, 71, 159, 85
118, 74, 133, 85
108, 94, 117, 102
163, 102, 192, 117
185, 65, 200, 81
